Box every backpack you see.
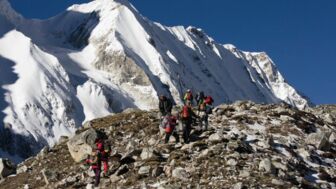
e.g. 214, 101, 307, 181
96, 140, 104, 152
165, 116, 177, 133
187, 92, 192, 100
182, 105, 190, 118
205, 96, 214, 105
184, 92, 192, 101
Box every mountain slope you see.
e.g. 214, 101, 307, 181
0, 0, 311, 160
0, 102, 335, 189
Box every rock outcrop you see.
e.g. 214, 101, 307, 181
0, 158, 16, 179
306, 131, 331, 150
67, 128, 100, 163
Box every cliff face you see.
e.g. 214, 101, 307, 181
1, 102, 335, 188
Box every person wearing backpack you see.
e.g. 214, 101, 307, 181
183, 89, 194, 105
198, 101, 212, 131
195, 91, 205, 106
161, 113, 180, 144
180, 101, 197, 144
85, 148, 102, 187
159, 95, 173, 116
95, 139, 110, 176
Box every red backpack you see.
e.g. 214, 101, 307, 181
205, 96, 214, 105
96, 140, 104, 152
165, 116, 177, 133
182, 105, 190, 118
186, 92, 192, 100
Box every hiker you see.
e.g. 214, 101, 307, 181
161, 113, 180, 144
96, 139, 111, 177
159, 95, 173, 116
85, 148, 102, 187
183, 89, 194, 105
96, 139, 110, 176
195, 91, 205, 106
180, 101, 197, 144
198, 101, 213, 131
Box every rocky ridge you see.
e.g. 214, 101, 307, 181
0, 102, 335, 189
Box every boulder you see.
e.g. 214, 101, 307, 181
163, 165, 172, 177
126, 140, 138, 152
233, 182, 246, 189
65, 176, 77, 185
67, 128, 99, 162
147, 138, 157, 146
152, 166, 164, 177
16, 165, 28, 174
305, 132, 330, 150
58, 136, 69, 144
115, 165, 129, 176
329, 132, 336, 143
259, 158, 274, 174
208, 132, 222, 142
239, 170, 250, 178
257, 140, 271, 149
83, 121, 93, 128
86, 184, 94, 189
272, 161, 288, 172
110, 175, 121, 183
138, 166, 151, 175
226, 158, 238, 166
140, 148, 159, 160
324, 113, 334, 123
172, 167, 189, 181
198, 149, 209, 158
271, 179, 285, 186
0, 158, 16, 179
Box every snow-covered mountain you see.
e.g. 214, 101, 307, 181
0, 0, 311, 161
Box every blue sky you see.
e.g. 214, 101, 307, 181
9, 0, 336, 104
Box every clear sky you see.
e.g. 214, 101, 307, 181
9, 0, 336, 104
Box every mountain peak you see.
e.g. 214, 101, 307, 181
0, 0, 311, 161
67, 0, 133, 14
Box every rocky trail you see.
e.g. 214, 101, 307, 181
0, 102, 335, 189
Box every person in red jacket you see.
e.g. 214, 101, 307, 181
95, 139, 110, 176
180, 101, 197, 143
161, 113, 180, 144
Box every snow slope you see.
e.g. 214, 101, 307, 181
0, 0, 311, 160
